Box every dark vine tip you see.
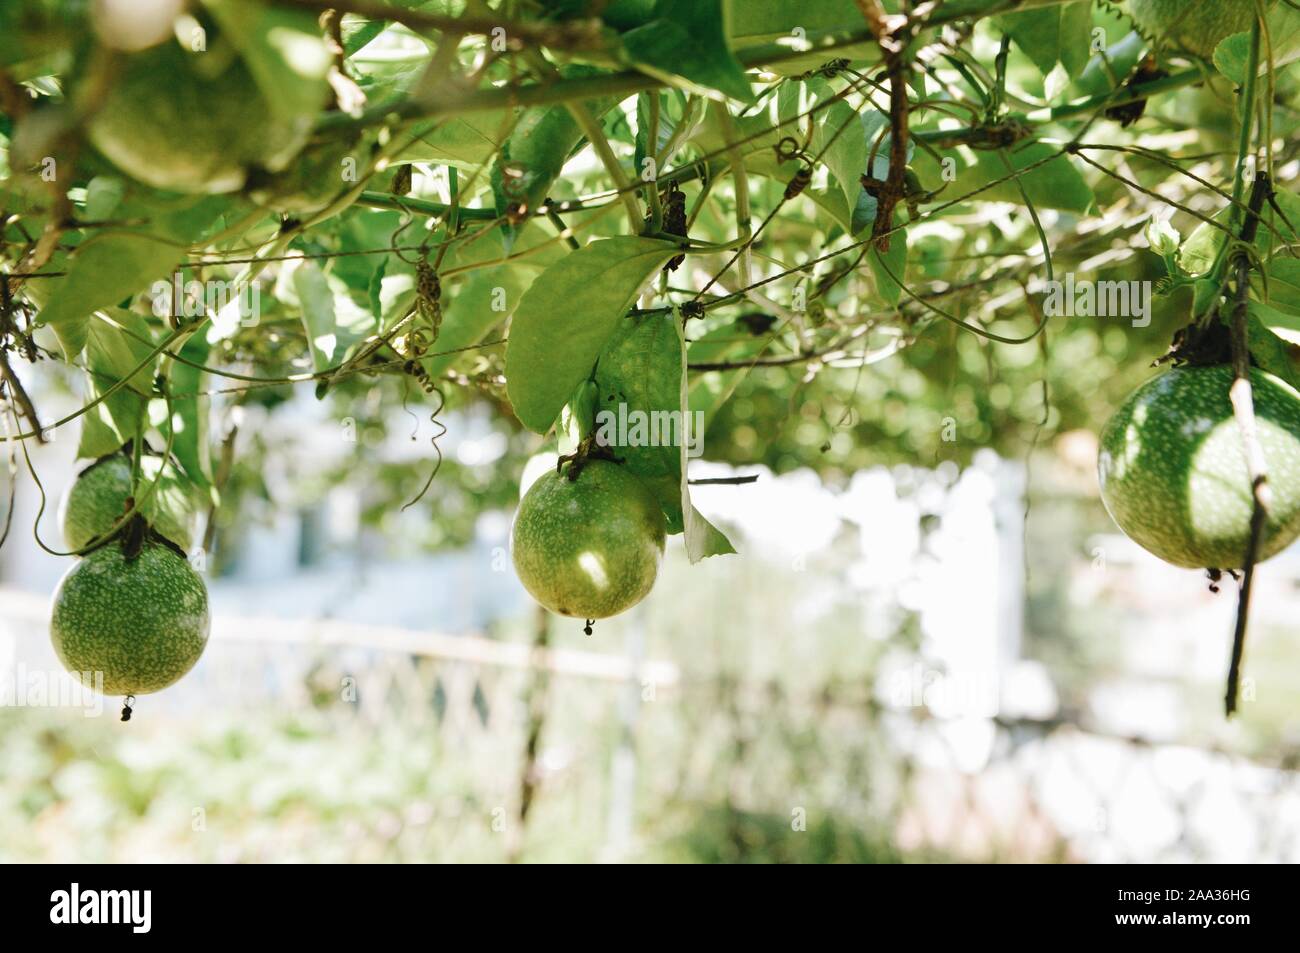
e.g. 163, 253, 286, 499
583, 619, 594, 636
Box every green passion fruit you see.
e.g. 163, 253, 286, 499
86, 38, 311, 193
60, 452, 196, 552
1098, 364, 1300, 569
511, 460, 667, 619
50, 539, 210, 696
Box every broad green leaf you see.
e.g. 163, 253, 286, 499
399, 110, 516, 169
506, 237, 680, 433
490, 68, 621, 244
814, 104, 914, 237
205, 0, 332, 122
168, 332, 214, 491
868, 215, 908, 307
37, 232, 185, 358
341, 17, 387, 55
77, 402, 132, 461
1214, 4, 1300, 83
84, 176, 125, 221
77, 308, 157, 460
634, 90, 699, 173
995, 8, 1063, 78
1262, 259, 1300, 315
727, 0, 862, 43
1250, 298, 1300, 333
814, 100, 875, 215
622, 0, 754, 102
964, 143, 1095, 214
1058, 2, 1094, 79
593, 312, 686, 531
1247, 303, 1300, 389
725, 0, 874, 72
997, 1, 1096, 79
1181, 189, 1300, 276
290, 260, 374, 376
674, 317, 735, 561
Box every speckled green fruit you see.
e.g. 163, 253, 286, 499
511, 460, 666, 619
1129, 0, 1264, 59
1098, 365, 1300, 569
60, 454, 195, 552
86, 39, 311, 193
50, 540, 210, 696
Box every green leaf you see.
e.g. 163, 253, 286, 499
727, 0, 862, 42
725, 0, 874, 73
1250, 298, 1300, 333
1214, 4, 1300, 83
506, 237, 680, 433
168, 332, 213, 491
1181, 189, 1300, 276
490, 69, 621, 244
1247, 303, 1300, 389
1058, 2, 1094, 79
77, 308, 157, 460
634, 90, 698, 173
673, 318, 735, 561
964, 143, 1095, 214
1263, 259, 1300, 315
868, 216, 908, 307
593, 312, 685, 531
814, 100, 875, 216
623, 0, 754, 102
84, 176, 125, 221
995, 8, 1063, 78
291, 260, 374, 377
400, 110, 514, 170
562, 378, 601, 450
205, 0, 332, 122
814, 105, 913, 237
37, 232, 185, 359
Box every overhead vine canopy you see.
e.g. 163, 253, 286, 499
1, 0, 1299, 531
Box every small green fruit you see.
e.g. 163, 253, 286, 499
511, 460, 666, 619
1128, 0, 1264, 59
86, 39, 311, 193
60, 452, 195, 552
50, 540, 210, 696
1098, 364, 1300, 568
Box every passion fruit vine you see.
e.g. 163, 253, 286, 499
1098, 364, 1300, 569
50, 538, 210, 698
511, 459, 667, 620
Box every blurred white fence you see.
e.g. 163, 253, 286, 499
3, 587, 1299, 863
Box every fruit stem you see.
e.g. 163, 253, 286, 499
1223, 166, 1273, 719
129, 415, 146, 499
